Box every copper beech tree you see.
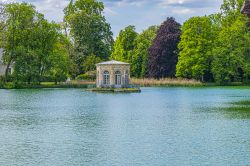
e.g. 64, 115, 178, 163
148, 17, 181, 79
241, 0, 250, 17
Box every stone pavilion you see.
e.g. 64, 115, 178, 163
96, 60, 130, 88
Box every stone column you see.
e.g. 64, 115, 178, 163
110, 66, 115, 86
122, 70, 125, 85
96, 67, 99, 87
100, 69, 103, 87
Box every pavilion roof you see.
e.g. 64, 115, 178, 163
96, 60, 130, 65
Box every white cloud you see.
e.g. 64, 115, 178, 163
171, 8, 194, 14
160, 0, 191, 5
104, 0, 150, 7
104, 7, 118, 16
159, 0, 220, 8
21, 0, 68, 22
1, 0, 223, 37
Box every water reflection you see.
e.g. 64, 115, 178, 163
0, 87, 250, 166
216, 100, 250, 119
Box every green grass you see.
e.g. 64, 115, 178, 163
216, 99, 250, 119
219, 100, 250, 119
230, 100, 250, 106
1, 79, 250, 89
0, 82, 93, 89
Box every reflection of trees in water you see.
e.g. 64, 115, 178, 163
217, 100, 250, 119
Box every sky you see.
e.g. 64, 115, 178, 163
1, 0, 223, 37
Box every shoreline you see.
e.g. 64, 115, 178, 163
1, 81, 250, 90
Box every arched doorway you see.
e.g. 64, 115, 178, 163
115, 71, 122, 85
103, 71, 110, 85
125, 70, 129, 85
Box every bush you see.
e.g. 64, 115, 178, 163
76, 71, 96, 80
0, 76, 4, 88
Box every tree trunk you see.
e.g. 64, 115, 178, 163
5, 26, 15, 82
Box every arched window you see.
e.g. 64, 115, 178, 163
115, 71, 122, 85
103, 71, 110, 85
125, 70, 129, 85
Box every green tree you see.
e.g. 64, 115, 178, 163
176, 16, 216, 81
64, 0, 113, 74
13, 16, 61, 83
212, 20, 249, 83
3, 2, 36, 81
4, 2, 71, 84
82, 54, 101, 72
211, 0, 250, 84
131, 26, 158, 78
47, 35, 71, 84
0, 3, 6, 48
111, 25, 138, 62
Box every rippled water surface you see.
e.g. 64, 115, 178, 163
0, 87, 250, 166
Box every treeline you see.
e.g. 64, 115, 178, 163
0, 3, 71, 84
0, 0, 114, 84
113, 0, 250, 84
0, 0, 250, 85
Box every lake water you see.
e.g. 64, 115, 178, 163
0, 87, 249, 166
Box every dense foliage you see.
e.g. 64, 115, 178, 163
212, 0, 250, 84
176, 0, 250, 84
111, 25, 138, 62
176, 16, 215, 81
131, 26, 158, 78
1, 0, 250, 85
148, 17, 181, 78
111, 25, 158, 77
64, 0, 113, 76
1, 3, 70, 84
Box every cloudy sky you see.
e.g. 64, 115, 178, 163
2, 0, 223, 37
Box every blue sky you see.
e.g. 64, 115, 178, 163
2, 0, 223, 37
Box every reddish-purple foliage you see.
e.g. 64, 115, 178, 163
148, 17, 181, 78
241, 0, 250, 17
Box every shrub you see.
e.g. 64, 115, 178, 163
76, 71, 96, 80
0, 76, 4, 88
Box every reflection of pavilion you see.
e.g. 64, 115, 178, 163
96, 60, 130, 88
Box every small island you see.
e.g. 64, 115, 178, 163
89, 60, 141, 93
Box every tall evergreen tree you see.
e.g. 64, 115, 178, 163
148, 17, 181, 78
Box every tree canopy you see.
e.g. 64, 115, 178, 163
131, 26, 158, 78
1, 0, 250, 85
64, 0, 113, 75
148, 17, 181, 79
2, 2, 71, 84
111, 25, 138, 62
176, 16, 215, 81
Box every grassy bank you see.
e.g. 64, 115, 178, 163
131, 78, 203, 87
1, 79, 250, 89
0, 81, 95, 89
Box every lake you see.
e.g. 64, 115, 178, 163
0, 87, 249, 166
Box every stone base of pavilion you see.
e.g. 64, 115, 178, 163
88, 85, 141, 93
